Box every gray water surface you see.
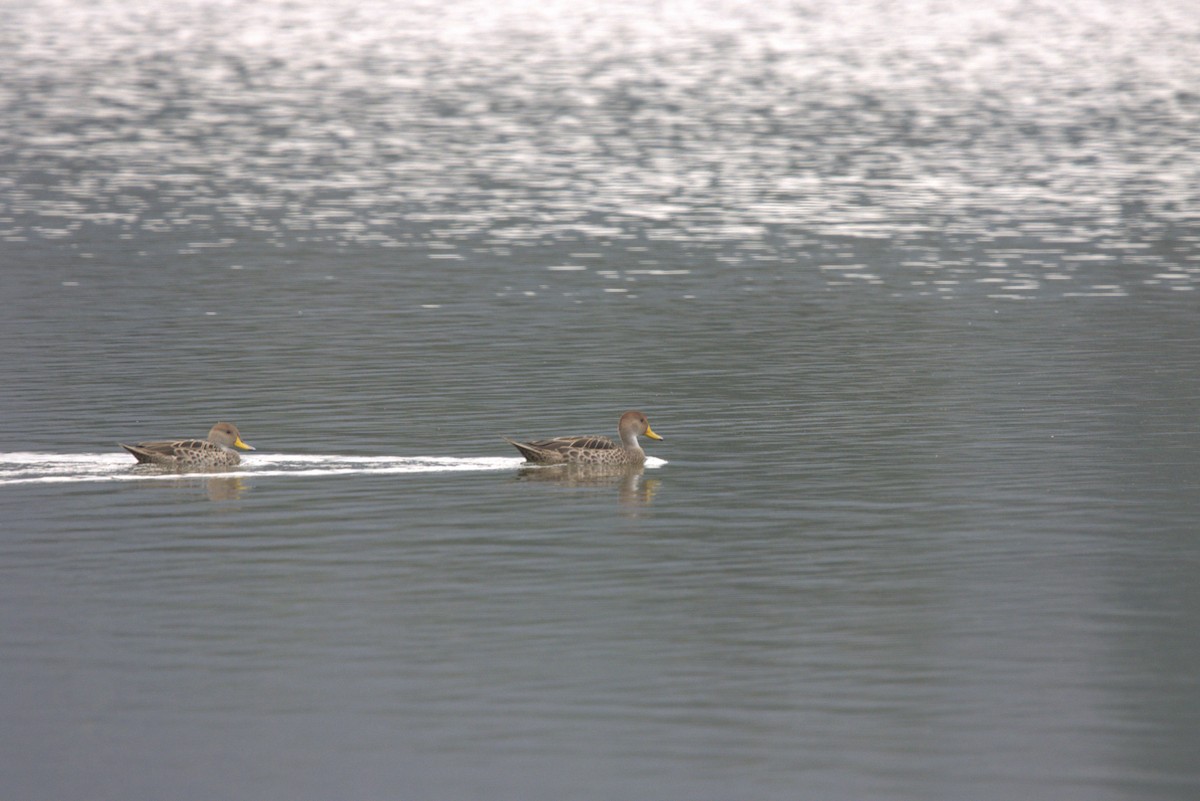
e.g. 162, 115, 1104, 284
2, 1, 1200, 799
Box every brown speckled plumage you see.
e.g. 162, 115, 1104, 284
505, 410, 663, 466
120, 422, 255, 469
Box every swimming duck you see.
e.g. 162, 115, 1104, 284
505, 410, 663, 466
120, 422, 255, 469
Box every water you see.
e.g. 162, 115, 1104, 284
3, 0, 1200, 798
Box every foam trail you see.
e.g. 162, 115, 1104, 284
0, 452, 533, 486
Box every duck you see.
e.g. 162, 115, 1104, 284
505, 410, 663, 466
120, 422, 255, 469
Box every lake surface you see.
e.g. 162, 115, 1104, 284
2, 0, 1199, 798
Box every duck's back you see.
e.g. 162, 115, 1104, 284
507, 434, 646, 465
121, 439, 239, 468
528, 434, 617, 452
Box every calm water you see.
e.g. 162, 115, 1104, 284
3, 0, 1200, 798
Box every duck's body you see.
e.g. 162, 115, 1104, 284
506, 410, 662, 466
120, 422, 254, 469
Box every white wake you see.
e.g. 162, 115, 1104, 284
0, 452, 666, 486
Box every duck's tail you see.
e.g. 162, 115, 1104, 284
119, 443, 156, 463
503, 437, 546, 463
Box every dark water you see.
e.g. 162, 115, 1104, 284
3, 0, 1200, 799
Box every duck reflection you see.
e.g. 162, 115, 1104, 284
515, 463, 661, 509
159, 476, 249, 502
200, 476, 248, 502
128, 465, 249, 501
